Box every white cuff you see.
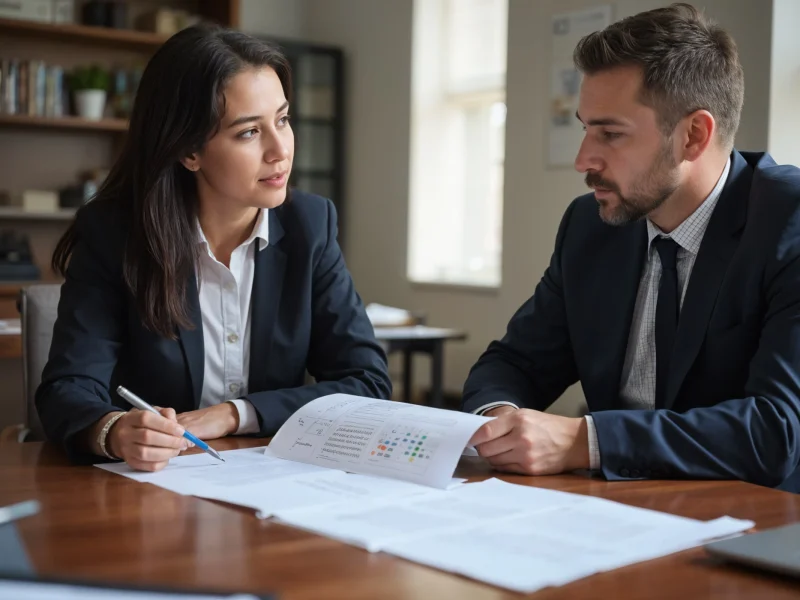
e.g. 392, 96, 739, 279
229, 399, 260, 435
472, 401, 519, 416
585, 415, 601, 470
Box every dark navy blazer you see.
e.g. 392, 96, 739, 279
463, 151, 800, 492
36, 191, 391, 456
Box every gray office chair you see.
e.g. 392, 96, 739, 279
19, 283, 61, 442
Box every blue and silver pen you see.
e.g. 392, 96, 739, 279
116, 385, 225, 462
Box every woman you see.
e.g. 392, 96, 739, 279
36, 25, 391, 471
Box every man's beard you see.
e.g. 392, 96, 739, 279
587, 141, 680, 226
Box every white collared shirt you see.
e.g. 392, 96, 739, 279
195, 209, 268, 435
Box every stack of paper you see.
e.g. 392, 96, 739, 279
365, 303, 414, 326
276, 478, 753, 593
96, 395, 754, 593
0, 319, 21, 335
99, 447, 455, 518
98, 394, 488, 516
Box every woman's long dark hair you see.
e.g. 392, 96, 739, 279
52, 25, 292, 339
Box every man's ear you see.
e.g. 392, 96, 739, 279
680, 109, 715, 162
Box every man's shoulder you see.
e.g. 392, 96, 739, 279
745, 152, 800, 233
750, 152, 800, 201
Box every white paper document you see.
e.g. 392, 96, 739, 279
94, 393, 487, 517
197, 471, 449, 518
95, 447, 327, 494
278, 478, 754, 593
275, 477, 585, 550
91, 396, 756, 594
96, 396, 487, 494
267, 394, 490, 488
96, 446, 459, 518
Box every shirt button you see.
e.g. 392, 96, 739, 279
229, 383, 239, 394
227, 332, 239, 343
225, 281, 236, 292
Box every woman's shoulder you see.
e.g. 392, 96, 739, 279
276, 190, 337, 236
72, 197, 128, 260
76, 196, 126, 227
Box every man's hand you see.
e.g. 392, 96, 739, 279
176, 402, 239, 440
470, 408, 589, 475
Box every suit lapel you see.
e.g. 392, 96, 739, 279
592, 220, 648, 412
665, 152, 752, 408
178, 273, 205, 409
248, 209, 287, 393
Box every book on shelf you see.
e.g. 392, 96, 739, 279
0, 58, 65, 118
0, 0, 73, 24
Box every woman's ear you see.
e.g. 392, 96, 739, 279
180, 155, 200, 172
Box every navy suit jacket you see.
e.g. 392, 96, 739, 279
462, 151, 800, 492
36, 191, 391, 457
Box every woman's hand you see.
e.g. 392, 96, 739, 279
176, 402, 239, 440
106, 407, 187, 472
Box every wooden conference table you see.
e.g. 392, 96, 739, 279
1, 438, 800, 599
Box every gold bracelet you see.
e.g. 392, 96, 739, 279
98, 412, 126, 460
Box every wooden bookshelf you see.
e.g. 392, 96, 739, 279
0, 208, 76, 221
0, 1, 240, 300
0, 17, 168, 51
0, 113, 127, 133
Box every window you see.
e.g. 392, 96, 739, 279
408, 0, 508, 288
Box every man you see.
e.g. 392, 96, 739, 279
463, 3, 800, 492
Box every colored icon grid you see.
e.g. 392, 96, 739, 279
370, 431, 431, 462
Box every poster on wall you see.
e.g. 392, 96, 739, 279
548, 5, 613, 168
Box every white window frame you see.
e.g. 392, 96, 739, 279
407, 0, 508, 289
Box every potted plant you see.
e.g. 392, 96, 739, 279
69, 65, 110, 121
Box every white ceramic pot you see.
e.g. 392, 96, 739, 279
74, 89, 107, 121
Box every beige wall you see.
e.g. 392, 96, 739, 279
302, 0, 773, 415
768, 0, 800, 167
240, 0, 309, 39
